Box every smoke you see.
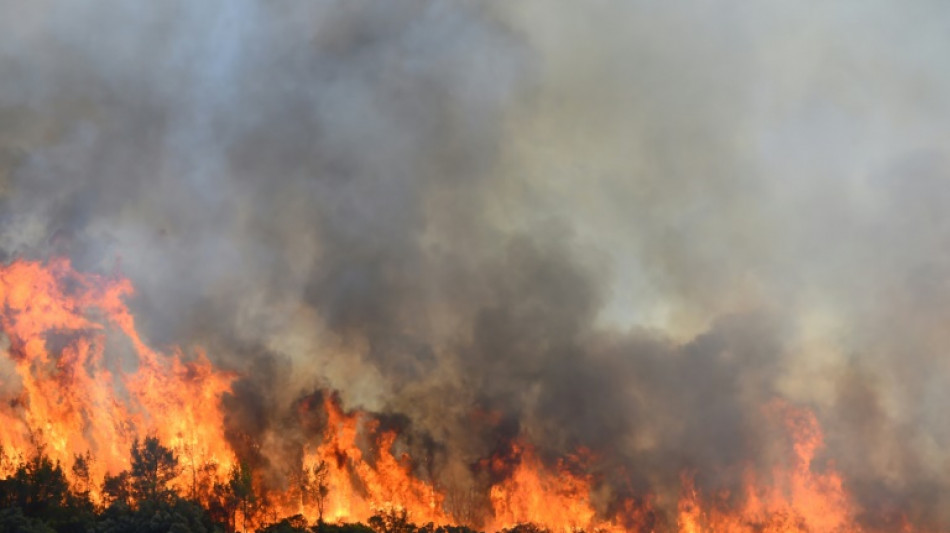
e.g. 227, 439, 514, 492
2, 0, 950, 527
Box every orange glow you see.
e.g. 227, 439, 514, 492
675, 402, 862, 533
487, 442, 627, 533
293, 394, 448, 525
0, 258, 933, 531
0, 257, 237, 504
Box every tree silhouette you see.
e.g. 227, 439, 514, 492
0, 451, 96, 531
229, 461, 256, 533
258, 513, 309, 533
2, 455, 70, 516
102, 470, 132, 508
70, 452, 93, 506
130, 436, 179, 504
369, 508, 416, 533
500, 525, 550, 533
302, 459, 330, 525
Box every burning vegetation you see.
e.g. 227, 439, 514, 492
0, 258, 936, 532
1, 2, 949, 533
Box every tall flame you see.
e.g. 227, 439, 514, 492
487, 443, 627, 532
0, 257, 237, 502
676, 402, 886, 533
295, 393, 448, 525
0, 257, 933, 531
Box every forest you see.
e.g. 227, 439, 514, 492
0, 437, 555, 533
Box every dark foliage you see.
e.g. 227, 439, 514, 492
316, 524, 375, 533
0, 507, 56, 533
499, 526, 550, 533
368, 509, 415, 533
416, 525, 482, 533
367, 511, 485, 533
258, 514, 309, 533
102, 472, 132, 509
96, 498, 219, 533
0, 445, 553, 533
130, 436, 180, 504
0, 454, 95, 532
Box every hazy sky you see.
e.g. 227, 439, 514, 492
2, 0, 950, 525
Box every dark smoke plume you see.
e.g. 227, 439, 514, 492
2, 0, 950, 528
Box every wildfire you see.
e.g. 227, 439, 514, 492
676, 403, 858, 533
487, 443, 627, 533
296, 393, 448, 525
0, 257, 932, 532
0, 257, 236, 503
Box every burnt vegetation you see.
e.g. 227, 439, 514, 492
0, 440, 554, 533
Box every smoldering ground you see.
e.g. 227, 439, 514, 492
2, 0, 950, 527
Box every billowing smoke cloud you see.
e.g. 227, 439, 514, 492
2, 0, 950, 528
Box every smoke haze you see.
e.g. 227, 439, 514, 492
2, 0, 950, 527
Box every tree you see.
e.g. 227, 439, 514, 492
258, 514, 309, 533
228, 461, 255, 533
96, 496, 216, 533
70, 452, 94, 508
207, 478, 237, 531
0, 507, 56, 533
368, 509, 417, 533
0, 452, 95, 532
130, 436, 179, 504
302, 460, 330, 524
6, 455, 70, 517
102, 471, 132, 508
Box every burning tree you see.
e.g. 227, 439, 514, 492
0, 258, 934, 532
130, 436, 179, 505
302, 459, 331, 524
229, 461, 257, 533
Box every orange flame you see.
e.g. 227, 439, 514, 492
0, 258, 935, 532
675, 402, 877, 533
0, 257, 237, 503
294, 393, 448, 525
487, 442, 628, 533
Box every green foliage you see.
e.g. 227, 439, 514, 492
227, 461, 256, 532
0, 446, 507, 533
0, 506, 57, 533
0, 453, 95, 532
130, 436, 179, 504
6, 455, 70, 515
96, 498, 219, 533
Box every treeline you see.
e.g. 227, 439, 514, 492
0, 438, 554, 533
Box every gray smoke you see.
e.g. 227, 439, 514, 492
2, 0, 950, 528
